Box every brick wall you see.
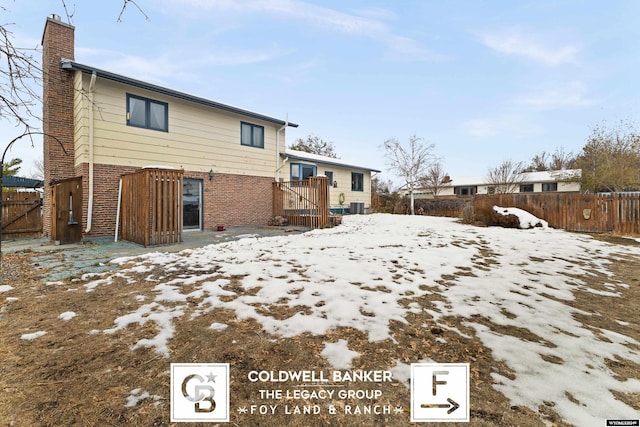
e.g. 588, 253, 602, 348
74, 165, 274, 237
202, 173, 274, 227
75, 163, 137, 237
42, 16, 75, 238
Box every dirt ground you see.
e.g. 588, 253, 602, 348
0, 233, 638, 427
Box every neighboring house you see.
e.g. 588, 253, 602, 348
281, 149, 381, 213
41, 15, 299, 239
409, 169, 581, 198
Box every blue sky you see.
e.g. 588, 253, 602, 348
3, 0, 640, 184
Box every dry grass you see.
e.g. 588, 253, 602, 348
0, 235, 638, 427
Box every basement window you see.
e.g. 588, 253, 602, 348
126, 94, 168, 132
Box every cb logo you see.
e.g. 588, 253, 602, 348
171, 363, 230, 422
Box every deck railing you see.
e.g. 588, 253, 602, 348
273, 176, 330, 228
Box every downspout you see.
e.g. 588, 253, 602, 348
114, 177, 122, 242
85, 71, 97, 233
275, 113, 288, 181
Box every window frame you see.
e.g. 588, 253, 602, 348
455, 186, 476, 197
290, 163, 316, 181
325, 171, 334, 186
351, 172, 364, 192
520, 184, 534, 193
542, 182, 558, 192
126, 93, 168, 132
240, 121, 265, 149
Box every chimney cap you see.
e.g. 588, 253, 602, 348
49, 13, 61, 21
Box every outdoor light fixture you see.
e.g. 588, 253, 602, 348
209, 169, 214, 181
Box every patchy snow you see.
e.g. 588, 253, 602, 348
79, 214, 640, 425
58, 311, 76, 321
21, 331, 47, 341
125, 388, 162, 408
493, 205, 549, 229
321, 339, 360, 369
209, 322, 228, 331
0, 285, 14, 293
5, 297, 18, 302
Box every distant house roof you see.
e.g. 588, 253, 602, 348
3, 176, 44, 188
448, 169, 581, 187
282, 149, 381, 173
61, 60, 298, 128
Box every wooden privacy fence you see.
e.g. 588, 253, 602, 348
1, 192, 42, 239
120, 168, 183, 246
273, 176, 330, 228
474, 193, 640, 235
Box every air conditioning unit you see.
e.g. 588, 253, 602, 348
349, 202, 365, 214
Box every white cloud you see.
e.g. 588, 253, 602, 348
162, 0, 444, 62
517, 81, 598, 109
464, 114, 540, 139
76, 45, 288, 85
477, 27, 579, 66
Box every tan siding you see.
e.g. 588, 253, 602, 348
73, 71, 89, 166
281, 161, 373, 209
77, 75, 285, 177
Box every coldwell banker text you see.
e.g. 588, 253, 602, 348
247, 370, 393, 383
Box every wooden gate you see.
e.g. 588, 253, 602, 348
50, 177, 83, 244
120, 168, 183, 246
1, 192, 42, 239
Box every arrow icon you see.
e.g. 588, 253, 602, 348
420, 398, 460, 414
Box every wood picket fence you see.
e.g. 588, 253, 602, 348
120, 168, 183, 246
1, 192, 42, 239
474, 193, 640, 235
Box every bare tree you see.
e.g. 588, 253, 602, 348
0, 17, 41, 135
0, 1, 148, 136
575, 119, 640, 192
420, 160, 449, 196
289, 135, 338, 158
486, 159, 528, 194
382, 135, 436, 214
30, 158, 44, 180
523, 148, 576, 172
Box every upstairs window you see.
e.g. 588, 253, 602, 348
127, 94, 168, 132
351, 172, 364, 192
241, 122, 264, 148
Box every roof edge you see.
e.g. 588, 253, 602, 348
61, 60, 298, 128
282, 150, 381, 173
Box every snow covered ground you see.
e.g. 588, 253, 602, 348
67, 214, 640, 425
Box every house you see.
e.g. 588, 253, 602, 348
42, 14, 380, 242
280, 149, 381, 213
410, 169, 581, 199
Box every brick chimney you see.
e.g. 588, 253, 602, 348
41, 14, 75, 237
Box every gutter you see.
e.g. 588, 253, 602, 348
85, 71, 97, 233
275, 113, 288, 181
